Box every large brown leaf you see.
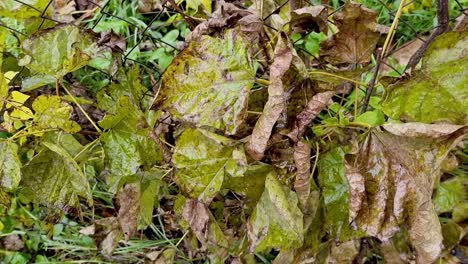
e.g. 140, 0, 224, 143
320, 1, 388, 64
350, 124, 467, 263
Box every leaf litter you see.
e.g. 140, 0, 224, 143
0, 0, 467, 263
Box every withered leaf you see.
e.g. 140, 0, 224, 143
293, 140, 311, 210
117, 183, 139, 241
351, 124, 467, 263
182, 199, 229, 258
287, 91, 335, 142
320, 1, 388, 64
246, 34, 293, 160
290, 6, 328, 34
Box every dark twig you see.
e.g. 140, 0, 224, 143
361, 48, 382, 114
405, 0, 449, 72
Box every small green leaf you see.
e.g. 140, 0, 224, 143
32, 95, 81, 133
20, 142, 93, 210
173, 128, 247, 203
0, 140, 21, 190
248, 172, 304, 252
433, 177, 466, 214
354, 110, 385, 126
317, 145, 353, 240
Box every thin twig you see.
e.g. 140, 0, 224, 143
361, 49, 382, 114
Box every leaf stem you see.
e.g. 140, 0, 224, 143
60, 82, 102, 133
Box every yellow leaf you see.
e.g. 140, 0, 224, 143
7, 91, 30, 108
10, 106, 34, 120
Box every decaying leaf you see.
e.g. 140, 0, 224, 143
185, 2, 260, 42
246, 34, 293, 160
350, 124, 467, 263
32, 95, 81, 133
382, 31, 468, 124
20, 142, 93, 211
159, 29, 256, 135
0, 140, 21, 190
117, 183, 139, 241
287, 91, 334, 142
326, 240, 361, 264
290, 6, 328, 34
173, 128, 247, 203
19, 25, 98, 91
293, 140, 311, 210
248, 171, 303, 252
182, 199, 229, 258
320, 1, 388, 64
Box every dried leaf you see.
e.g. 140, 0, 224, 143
0, 140, 21, 190
173, 128, 247, 203
182, 199, 229, 257
382, 31, 468, 124
159, 29, 256, 135
287, 91, 334, 142
320, 1, 388, 64
326, 240, 360, 264
117, 183, 139, 241
290, 6, 328, 34
248, 171, 303, 252
246, 34, 292, 160
352, 125, 467, 263
293, 140, 311, 210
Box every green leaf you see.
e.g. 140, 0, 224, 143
0, 140, 21, 190
248, 172, 303, 252
99, 97, 162, 191
172, 128, 247, 203
433, 177, 467, 214
19, 25, 98, 90
0, 0, 51, 19
20, 142, 93, 210
32, 95, 81, 133
354, 110, 385, 127
159, 29, 256, 135
382, 31, 468, 124
317, 145, 353, 240
96, 66, 149, 112
21, 75, 56, 92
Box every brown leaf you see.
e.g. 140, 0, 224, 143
2, 234, 24, 251
344, 163, 365, 221
186, 2, 260, 43
53, 0, 76, 23
117, 183, 140, 241
326, 240, 361, 264
351, 125, 467, 263
246, 34, 293, 160
290, 6, 328, 34
182, 199, 229, 256
287, 91, 334, 142
91, 217, 122, 256
293, 140, 311, 210
320, 1, 388, 64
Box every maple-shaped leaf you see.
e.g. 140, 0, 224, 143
99, 97, 162, 191
382, 31, 468, 124
158, 29, 256, 135
320, 1, 388, 64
